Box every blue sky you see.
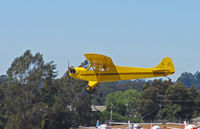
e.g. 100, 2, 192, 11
0, 0, 200, 81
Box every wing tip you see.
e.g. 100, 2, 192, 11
84, 53, 109, 58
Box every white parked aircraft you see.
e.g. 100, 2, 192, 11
151, 125, 161, 129
184, 121, 198, 129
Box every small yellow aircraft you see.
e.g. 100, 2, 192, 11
68, 53, 175, 93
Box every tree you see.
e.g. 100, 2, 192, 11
105, 89, 139, 119
0, 84, 8, 129
193, 90, 200, 118
138, 86, 159, 121
2, 50, 57, 129
138, 79, 172, 121
0, 75, 7, 85
141, 82, 151, 91
7, 50, 57, 85
164, 82, 194, 120
94, 80, 144, 105
105, 91, 125, 115
157, 105, 181, 121
124, 90, 139, 117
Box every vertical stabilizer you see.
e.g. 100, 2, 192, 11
153, 57, 175, 73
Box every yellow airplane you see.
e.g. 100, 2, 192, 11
68, 53, 175, 93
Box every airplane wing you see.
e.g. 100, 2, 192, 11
84, 53, 116, 71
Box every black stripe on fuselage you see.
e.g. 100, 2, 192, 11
80, 72, 174, 76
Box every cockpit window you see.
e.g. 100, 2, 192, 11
83, 63, 90, 69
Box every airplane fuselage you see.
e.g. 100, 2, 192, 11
70, 66, 174, 82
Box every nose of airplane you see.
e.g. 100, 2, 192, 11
69, 68, 76, 74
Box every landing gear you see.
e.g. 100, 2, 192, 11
166, 77, 171, 82
85, 85, 93, 94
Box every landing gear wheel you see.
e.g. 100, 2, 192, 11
166, 77, 171, 82
85, 85, 93, 94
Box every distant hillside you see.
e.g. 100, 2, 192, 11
177, 71, 200, 89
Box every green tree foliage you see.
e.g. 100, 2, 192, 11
193, 90, 200, 118
100, 110, 138, 122
138, 79, 172, 121
7, 50, 57, 85
94, 80, 144, 105
1, 50, 200, 128
157, 104, 181, 121
0, 50, 57, 129
105, 91, 125, 115
164, 83, 200, 119
138, 79, 200, 122
0, 75, 7, 85
164, 83, 190, 119
141, 82, 151, 91
0, 50, 99, 129
138, 87, 159, 120
105, 89, 140, 122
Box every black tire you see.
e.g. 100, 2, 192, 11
85, 85, 93, 94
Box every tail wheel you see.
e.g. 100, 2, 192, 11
85, 85, 93, 93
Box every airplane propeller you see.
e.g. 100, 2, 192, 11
67, 60, 75, 88
68, 60, 70, 74
67, 60, 76, 74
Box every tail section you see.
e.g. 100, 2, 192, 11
153, 57, 175, 74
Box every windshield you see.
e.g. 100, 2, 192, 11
83, 63, 90, 69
